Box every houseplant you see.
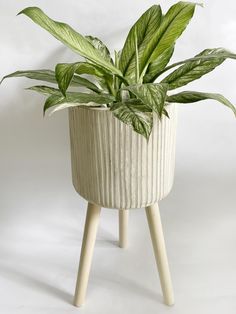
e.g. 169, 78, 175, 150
1, 1, 236, 308
2, 1, 236, 208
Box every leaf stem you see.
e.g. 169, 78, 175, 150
134, 27, 139, 84
106, 78, 116, 97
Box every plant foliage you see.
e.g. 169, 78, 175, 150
1, 2, 236, 138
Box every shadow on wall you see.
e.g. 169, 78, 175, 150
0, 46, 74, 213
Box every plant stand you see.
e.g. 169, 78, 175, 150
73, 202, 174, 307
69, 104, 177, 307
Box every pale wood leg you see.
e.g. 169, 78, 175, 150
145, 203, 174, 306
74, 202, 101, 307
119, 209, 129, 248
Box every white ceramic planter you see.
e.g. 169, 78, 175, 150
69, 104, 177, 209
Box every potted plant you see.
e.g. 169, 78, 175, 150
1, 1, 236, 308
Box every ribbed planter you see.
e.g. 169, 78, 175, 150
69, 104, 177, 209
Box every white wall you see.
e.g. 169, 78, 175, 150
1, 0, 235, 213
0, 1, 236, 313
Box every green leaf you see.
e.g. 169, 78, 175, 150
26, 85, 60, 95
50, 102, 103, 116
85, 35, 113, 64
167, 91, 236, 117
163, 108, 170, 118
70, 74, 101, 93
124, 83, 168, 116
143, 45, 174, 83
119, 5, 162, 81
55, 62, 103, 95
110, 99, 153, 139
161, 48, 236, 89
112, 98, 152, 112
44, 92, 115, 114
44, 94, 64, 114
1, 69, 58, 85
1, 69, 100, 92
18, 7, 122, 77
139, 2, 199, 77
84, 37, 116, 93
47, 98, 105, 116
74, 62, 105, 77
26, 85, 115, 114
158, 48, 236, 76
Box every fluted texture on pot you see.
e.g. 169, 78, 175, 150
69, 105, 177, 209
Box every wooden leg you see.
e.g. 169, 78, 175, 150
145, 203, 174, 306
74, 202, 101, 307
119, 209, 129, 248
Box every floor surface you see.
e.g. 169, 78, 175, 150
1, 166, 236, 314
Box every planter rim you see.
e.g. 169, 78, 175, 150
73, 104, 109, 112
73, 102, 172, 113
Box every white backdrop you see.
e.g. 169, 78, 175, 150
0, 1, 236, 314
